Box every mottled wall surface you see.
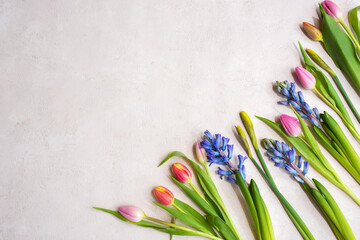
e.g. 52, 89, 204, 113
1, 0, 359, 239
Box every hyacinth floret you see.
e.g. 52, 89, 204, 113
263, 138, 310, 183
276, 80, 321, 127
200, 130, 247, 183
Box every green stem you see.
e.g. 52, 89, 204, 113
203, 163, 211, 176
269, 183, 315, 240
249, 153, 315, 240
145, 216, 223, 240
340, 20, 360, 53
218, 202, 242, 240
330, 74, 360, 124
173, 203, 185, 213
314, 88, 360, 142
255, 149, 276, 185
189, 182, 206, 201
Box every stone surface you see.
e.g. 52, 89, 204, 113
1, 0, 360, 239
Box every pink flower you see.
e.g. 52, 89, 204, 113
295, 67, 316, 89
195, 142, 207, 164
171, 163, 192, 184
280, 114, 302, 137
118, 206, 145, 222
302, 22, 323, 41
322, 0, 343, 22
153, 186, 174, 206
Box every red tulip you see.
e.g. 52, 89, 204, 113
171, 163, 192, 184
153, 186, 174, 206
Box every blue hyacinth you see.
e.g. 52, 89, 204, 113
276, 80, 321, 127
200, 130, 246, 184
262, 138, 309, 183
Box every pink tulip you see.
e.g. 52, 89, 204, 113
322, 0, 343, 22
118, 206, 145, 222
302, 22, 323, 41
195, 142, 207, 164
153, 186, 174, 206
280, 114, 302, 137
295, 67, 316, 89
171, 163, 192, 184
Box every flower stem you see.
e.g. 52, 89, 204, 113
173, 203, 185, 213
189, 182, 206, 201
314, 88, 360, 142
329, 73, 360, 124
145, 216, 223, 240
203, 163, 211, 176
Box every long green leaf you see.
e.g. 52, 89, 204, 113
313, 179, 356, 240
299, 42, 353, 125
234, 171, 261, 239
249, 179, 274, 240
207, 215, 237, 240
154, 202, 215, 235
322, 112, 360, 174
171, 176, 219, 217
320, 5, 360, 93
93, 207, 196, 236
349, 6, 360, 44
173, 199, 218, 236
161, 151, 241, 239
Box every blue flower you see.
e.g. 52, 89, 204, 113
217, 167, 233, 179
201, 130, 247, 182
276, 80, 321, 128
262, 138, 309, 183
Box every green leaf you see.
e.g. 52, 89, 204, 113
300, 42, 353, 126
349, 6, 360, 44
170, 217, 175, 240
313, 179, 356, 240
171, 176, 219, 217
153, 202, 215, 235
206, 215, 238, 240
93, 207, 200, 236
249, 179, 275, 240
196, 175, 226, 220
189, 161, 242, 239
290, 105, 322, 158
162, 153, 240, 239
320, 5, 360, 93
159, 151, 190, 167
234, 172, 261, 239
256, 116, 334, 180
321, 112, 360, 174
312, 125, 360, 183
173, 199, 218, 236
307, 189, 344, 239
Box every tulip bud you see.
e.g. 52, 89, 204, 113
280, 114, 302, 137
322, 0, 343, 22
295, 66, 316, 89
302, 22, 323, 41
118, 206, 145, 222
153, 186, 174, 206
195, 142, 207, 164
171, 163, 192, 184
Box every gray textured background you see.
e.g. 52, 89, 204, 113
1, 0, 360, 239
